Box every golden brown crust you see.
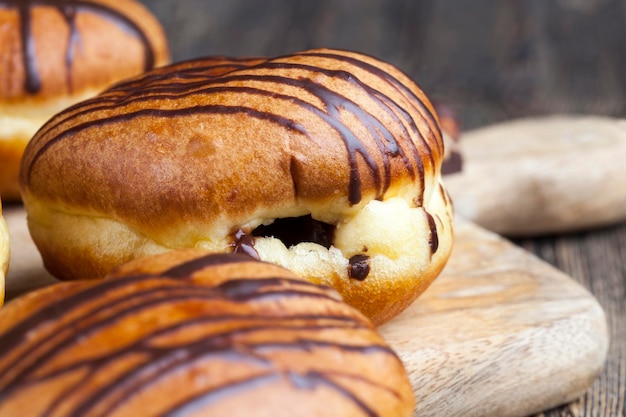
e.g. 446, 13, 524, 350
0, 137, 24, 199
0, 0, 169, 100
22, 50, 442, 231
21, 48, 453, 325
0, 250, 415, 416
0, 0, 170, 200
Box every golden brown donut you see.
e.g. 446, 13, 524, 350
0, 250, 415, 417
0, 198, 8, 304
0, 0, 170, 200
20, 48, 454, 325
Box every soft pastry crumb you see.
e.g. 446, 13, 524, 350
0, 91, 102, 140
254, 185, 453, 324
24, 180, 453, 324
24, 198, 170, 281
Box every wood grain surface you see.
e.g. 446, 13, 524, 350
1, 206, 609, 417
444, 115, 626, 236
380, 218, 608, 417
134, 2, 626, 415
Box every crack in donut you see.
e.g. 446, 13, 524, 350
238, 214, 374, 280
252, 215, 335, 249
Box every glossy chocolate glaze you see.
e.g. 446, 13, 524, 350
2, 0, 156, 94
26, 50, 442, 207
0, 253, 401, 415
164, 370, 382, 417
163, 252, 253, 277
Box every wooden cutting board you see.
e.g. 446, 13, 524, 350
2, 206, 609, 417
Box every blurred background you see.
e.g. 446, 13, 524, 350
141, 0, 626, 131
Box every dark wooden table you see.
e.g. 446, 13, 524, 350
141, 2, 626, 416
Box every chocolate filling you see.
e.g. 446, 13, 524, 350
252, 215, 335, 249
237, 216, 373, 280
348, 255, 371, 280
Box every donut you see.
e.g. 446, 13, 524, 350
0, 250, 415, 417
0, 0, 170, 200
20, 48, 454, 325
0, 199, 8, 304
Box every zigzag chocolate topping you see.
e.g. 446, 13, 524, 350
23, 50, 443, 206
0, 253, 410, 416
1, 0, 156, 94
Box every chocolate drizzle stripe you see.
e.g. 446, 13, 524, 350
26, 53, 441, 208
33, 81, 384, 203
17, 3, 41, 93
0, 246, 400, 416
6, 310, 366, 390
36, 50, 439, 127
25, 104, 310, 185
60, 4, 78, 93
297, 50, 444, 156
28, 62, 435, 204
49, 331, 384, 416
0, 284, 345, 383
0, 274, 153, 363
5, 0, 156, 94
4, 318, 390, 416
165, 370, 382, 417
212, 276, 330, 299
3, 286, 219, 387
439, 182, 451, 207
32, 81, 291, 141
261, 61, 432, 178
299, 52, 444, 167
107, 59, 267, 89
0, 275, 353, 386
164, 373, 283, 417
425, 212, 439, 254
163, 252, 254, 278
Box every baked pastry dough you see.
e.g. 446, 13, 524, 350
20, 48, 454, 324
0, 0, 170, 200
0, 250, 415, 416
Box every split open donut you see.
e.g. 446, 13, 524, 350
20, 48, 454, 324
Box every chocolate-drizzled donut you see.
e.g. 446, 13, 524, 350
20, 48, 454, 324
0, 250, 415, 417
0, 0, 170, 200
0, 199, 8, 304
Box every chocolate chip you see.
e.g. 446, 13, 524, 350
348, 255, 370, 280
